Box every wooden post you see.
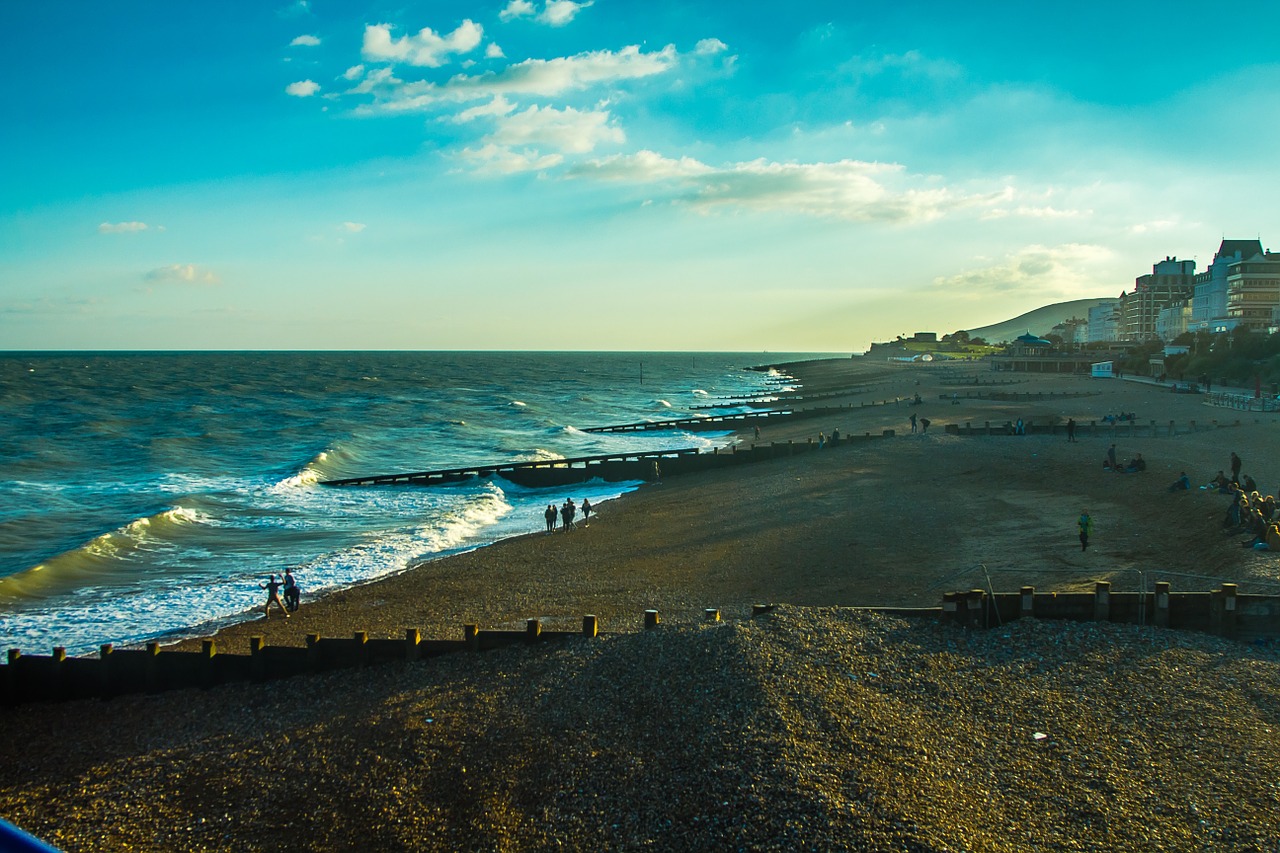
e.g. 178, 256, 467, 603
145, 642, 161, 693
1094, 581, 1111, 622
526, 618, 542, 643
404, 628, 421, 662
1221, 584, 1239, 639
99, 643, 114, 699
752, 603, 774, 617
464, 624, 479, 652
940, 592, 957, 625
985, 421, 991, 436
1154, 582, 1171, 628
3, 649, 17, 707
644, 610, 660, 630
306, 634, 321, 672
1020, 586, 1035, 620
582, 615, 598, 638
249, 637, 265, 681
201, 639, 217, 687
704, 608, 721, 622
968, 590, 987, 628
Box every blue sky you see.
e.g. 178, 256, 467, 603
3, 0, 1278, 351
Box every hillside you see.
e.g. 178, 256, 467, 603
963, 298, 1107, 343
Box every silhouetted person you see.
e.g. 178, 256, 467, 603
1231, 452, 1242, 484
260, 574, 289, 618
1078, 510, 1093, 551
1066, 418, 1076, 442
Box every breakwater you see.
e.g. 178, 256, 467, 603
5, 581, 1277, 707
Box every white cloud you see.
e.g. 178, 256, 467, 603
286, 79, 320, 97
290, 34, 321, 47
571, 151, 1008, 223
695, 38, 728, 55
932, 244, 1114, 298
340, 222, 366, 232
356, 44, 678, 112
450, 95, 518, 123
458, 144, 563, 174
98, 221, 150, 234
362, 20, 483, 67
539, 0, 593, 26
145, 264, 220, 285
485, 43, 505, 59
342, 64, 365, 81
499, 0, 535, 21
485, 104, 623, 154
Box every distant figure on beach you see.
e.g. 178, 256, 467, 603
1107, 444, 1117, 470
1208, 471, 1230, 492
1231, 452, 1242, 484
818, 432, 825, 449
1078, 510, 1093, 551
651, 460, 661, 481
1015, 418, 1025, 436
581, 498, 592, 522
260, 574, 290, 618
1169, 471, 1191, 492
283, 570, 300, 612
753, 425, 761, 440
1067, 419, 1076, 442
561, 499, 576, 532
909, 413, 917, 434
1124, 453, 1146, 473
544, 504, 557, 533
919, 417, 931, 434
831, 428, 840, 443
1242, 474, 1258, 493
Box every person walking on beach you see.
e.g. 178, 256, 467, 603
909, 413, 917, 434
919, 417, 930, 434
581, 498, 592, 523
1230, 452, 1242, 484
544, 504, 557, 534
260, 574, 290, 618
1107, 444, 1117, 470
283, 570, 300, 612
561, 499, 576, 532
1067, 418, 1076, 442
1078, 510, 1093, 552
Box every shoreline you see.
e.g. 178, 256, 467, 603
7, 357, 1280, 850
173, 356, 1280, 655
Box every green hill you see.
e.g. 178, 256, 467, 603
963, 298, 1108, 344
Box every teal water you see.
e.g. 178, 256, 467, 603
0, 351, 826, 654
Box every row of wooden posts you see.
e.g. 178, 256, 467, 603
944, 581, 1278, 642
0, 606, 777, 707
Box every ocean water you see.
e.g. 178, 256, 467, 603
0, 351, 826, 655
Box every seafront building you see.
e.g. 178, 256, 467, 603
1191, 239, 1264, 334
1119, 257, 1196, 341
1226, 252, 1280, 331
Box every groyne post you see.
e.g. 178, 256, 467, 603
404, 628, 421, 662
145, 642, 161, 693
525, 619, 541, 644
99, 644, 114, 699
1154, 582, 1171, 628
644, 610, 660, 630
464, 624, 479, 652
704, 608, 721, 622
1094, 582, 1111, 622
249, 636, 265, 681
202, 640, 217, 689
306, 634, 321, 672
969, 589, 987, 628
1221, 584, 1239, 640
1020, 586, 1035, 620
582, 615, 598, 637
941, 592, 957, 625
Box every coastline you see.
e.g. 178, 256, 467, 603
6, 357, 1280, 850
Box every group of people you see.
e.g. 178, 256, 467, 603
1207, 453, 1280, 551
1102, 443, 1146, 473
908, 413, 931, 434
1101, 412, 1138, 425
544, 497, 591, 533
260, 570, 301, 618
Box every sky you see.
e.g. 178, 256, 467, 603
2, 0, 1278, 352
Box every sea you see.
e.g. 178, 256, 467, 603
0, 351, 831, 657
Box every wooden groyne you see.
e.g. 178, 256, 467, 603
6, 580, 1278, 706
943, 581, 1280, 644
582, 409, 795, 433
320, 447, 700, 488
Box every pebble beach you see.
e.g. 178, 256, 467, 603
4, 358, 1280, 851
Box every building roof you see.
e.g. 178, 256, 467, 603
1215, 239, 1264, 263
